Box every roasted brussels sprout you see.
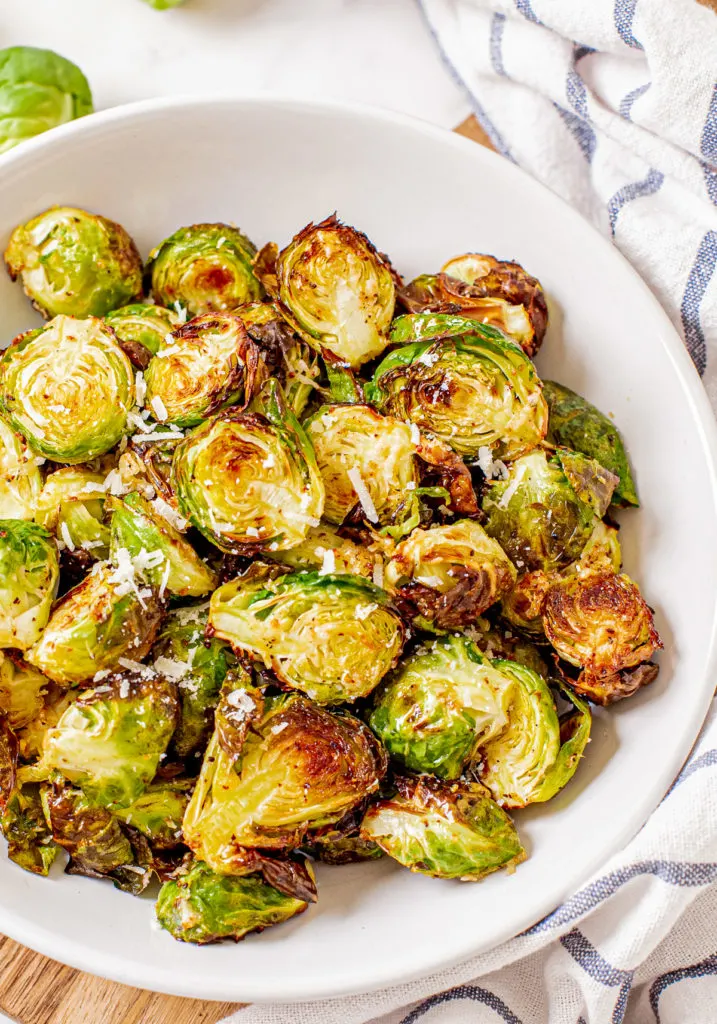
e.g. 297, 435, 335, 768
144, 313, 263, 428
5, 207, 142, 319
114, 779, 192, 848
255, 215, 395, 368
361, 775, 524, 881
482, 450, 602, 572
145, 224, 263, 317
156, 860, 309, 945
34, 671, 178, 809
108, 491, 217, 597
568, 520, 622, 577
543, 380, 638, 507
543, 570, 662, 703
209, 566, 404, 704
367, 314, 547, 460
529, 685, 592, 803
0, 315, 135, 463
105, 303, 181, 365
0, 46, 93, 154
265, 523, 377, 578
0, 415, 42, 519
183, 689, 386, 863
385, 520, 516, 629
1, 780, 57, 875
15, 684, 72, 762
0, 520, 59, 650
307, 805, 384, 864
171, 381, 324, 553
304, 404, 418, 528
0, 651, 48, 730
35, 466, 110, 563
369, 635, 511, 779
27, 561, 165, 685
500, 570, 555, 635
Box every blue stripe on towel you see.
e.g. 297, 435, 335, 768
700, 83, 717, 162
561, 930, 633, 1023
668, 748, 717, 794
606, 168, 664, 233
490, 13, 508, 77
554, 103, 597, 162
401, 985, 524, 1024
514, 0, 541, 24
619, 82, 650, 120
703, 163, 717, 206
614, 0, 644, 50
680, 230, 717, 375
650, 953, 717, 1023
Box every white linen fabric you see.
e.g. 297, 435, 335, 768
223, 1, 717, 1021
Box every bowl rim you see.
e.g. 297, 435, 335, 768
1, 93, 716, 1003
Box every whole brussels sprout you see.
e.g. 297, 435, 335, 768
385, 520, 516, 630
0, 315, 135, 463
265, 523, 378, 578
108, 491, 217, 597
171, 381, 324, 553
304, 404, 419, 528
145, 223, 263, 317
0, 415, 42, 519
361, 774, 524, 881
255, 214, 396, 368
5, 207, 143, 319
105, 303, 181, 366
37, 671, 179, 809
114, 779, 193, 849
35, 466, 110, 563
369, 635, 512, 779
183, 689, 387, 863
156, 860, 309, 945
27, 561, 165, 685
209, 566, 404, 704
0, 520, 59, 650
144, 313, 264, 428
367, 313, 547, 460
543, 380, 638, 507
0, 651, 48, 730
0, 47, 93, 154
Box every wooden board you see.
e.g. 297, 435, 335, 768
0, 113, 490, 1024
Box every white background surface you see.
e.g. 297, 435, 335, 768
2, 0, 469, 128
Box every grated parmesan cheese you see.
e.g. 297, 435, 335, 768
158, 560, 171, 599
134, 371, 147, 409
245, 526, 260, 538
151, 497, 188, 532
132, 431, 184, 442
372, 558, 384, 588
118, 657, 145, 673
59, 521, 75, 552
151, 395, 168, 422
153, 655, 192, 681
355, 602, 377, 621
409, 422, 420, 445
477, 446, 509, 480
347, 467, 378, 523
318, 548, 336, 575
93, 669, 111, 682
226, 688, 257, 713
498, 474, 521, 509
118, 678, 130, 699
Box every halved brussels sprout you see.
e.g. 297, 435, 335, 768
35, 671, 178, 809
156, 860, 309, 945
0, 520, 59, 650
145, 223, 263, 317
385, 520, 516, 630
16, 684, 73, 762
567, 520, 622, 577
543, 570, 662, 701
367, 314, 547, 460
0, 315, 135, 463
144, 313, 263, 428
480, 659, 561, 808
482, 450, 599, 572
553, 448, 619, 518
35, 466, 110, 563
4, 206, 142, 319
105, 303, 181, 365
27, 561, 165, 685
569, 662, 660, 705
0, 414, 42, 519
255, 215, 395, 368
361, 775, 524, 881
114, 779, 193, 848
528, 685, 591, 803
0, 651, 48, 730
209, 566, 404, 704
500, 570, 555, 635
183, 689, 386, 862
369, 635, 512, 779
544, 380, 638, 507
307, 806, 384, 864
265, 524, 377, 578
1, 780, 57, 876
469, 620, 549, 679
304, 404, 418, 528
108, 491, 217, 597
171, 381, 324, 553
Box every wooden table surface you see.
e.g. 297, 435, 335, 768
0, 113, 490, 1024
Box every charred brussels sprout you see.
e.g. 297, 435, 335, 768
1, 780, 57, 876
304, 404, 418, 528
385, 520, 516, 630
36, 671, 178, 809
35, 466, 110, 563
27, 561, 165, 685
108, 491, 217, 597
361, 775, 524, 881
105, 303, 181, 364
543, 380, 638, 507
256, 215, 395, 368
146, 223, 263, 317
114, 779, 192, 848
0, 651, 48, 730
156, 860, 309, 945
209, 567, 404, 704
501, 570, 555, 635
367, 314, 547, 460
369, 635, 512, 779
171, 382, 324, 553
0, 415, 42, 519
0, 521, 59, 650
144, 313, 263, 428
184, 690, 386, 863
529, 685, 591, 803
4, 206, 142, 319
568, 520, 622, 577
0, 315, 135, 463
482, 450, 601, 572
265, 524, 377, 578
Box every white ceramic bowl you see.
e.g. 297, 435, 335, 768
0, 97, 715, 1003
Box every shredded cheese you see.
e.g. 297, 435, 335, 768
134, 371, 147, 408
347, 467, 378, 523
318, 548, 336, 575
151, 395, 168, 422
59, 521, 75, 552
